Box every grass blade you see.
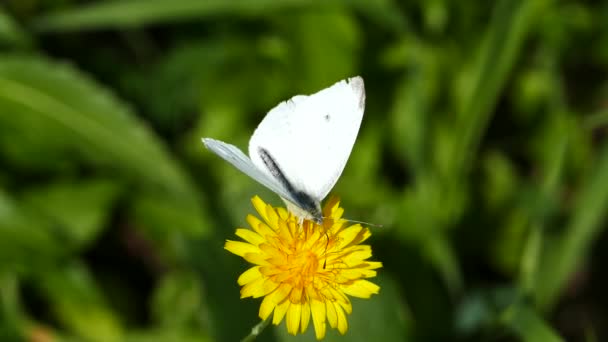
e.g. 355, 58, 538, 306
535, 141, 608, 308
502, 304, 564, 342
452, 0, 549, 175
32, 0, 404, 33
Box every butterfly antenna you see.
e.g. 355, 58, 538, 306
330, 217, 383, 228
320, 216, 383, 228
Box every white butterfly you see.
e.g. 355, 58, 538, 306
202, 76, 365, 223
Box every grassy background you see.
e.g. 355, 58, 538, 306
1, 0, 608, 341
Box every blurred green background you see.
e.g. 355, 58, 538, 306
1, 0, 608, 341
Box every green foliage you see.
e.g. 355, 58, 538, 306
2, 0, 608, 341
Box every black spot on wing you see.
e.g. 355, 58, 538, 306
347, 76, 366, 111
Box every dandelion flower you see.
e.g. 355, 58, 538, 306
225, 196, 382, 340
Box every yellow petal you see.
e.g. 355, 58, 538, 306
335, 224, 363, 248
257, 242, 276, 254
335, 223, 350, 238
259, 293, 276, 320
319, 286, 337, 303
300, 301, 311, 333
243, 252, 269, 266
277, 207, 290, 220
257, 284, 288, 316
240, 277, 265, 298
288, 219, 299, 238
342, 279, 380, 298
273, 270, 295, 283
256, 279, 280, 298
305, 285, 322, 302
237, 266, 262, 286
363, 268, 378, 278
326, 300, 337, 328
277, 220, 294, 245
333, 269, 373, 283
246, 215, 275, 238
265, 204, 280, 230
235, 228, 265, 246
365, 261, 383, 270
339, 246, 372, 264
251, 196, 269, 222
310, 299, 327, 340
322, 196, 341, 218
303, 229, 323, 251
259, 266, 281, 277
273, 299, 289, 325
334, 303, 348, 335
225, 240, 259, 257
289, 286, 303, 304
332, 207, 344, 220
338, 299, 352, 315
272, 283, 292, 305
349, 227, 371, 245
329, 287, 350, 305
286, 303, 301, 335
340, 225, 372, 248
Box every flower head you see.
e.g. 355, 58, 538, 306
225, 196, 382, 339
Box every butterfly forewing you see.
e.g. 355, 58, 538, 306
248, 76, 365, 202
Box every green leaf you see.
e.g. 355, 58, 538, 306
454, 287, 519, 336
0, 180, 120, 272
131, 191, 211, 249
32, 0, 405, 33
0, 55, 209, 237
423, 237, 463, 295
33, 0, 312, 31
124, 329, 211, 342
150, 271, 206, 329
518, 115, 568, 294
36, 262, 123, 342
277, 11, 361, 90
0, 190, 65, 273
0, 273, 25, 341
450, 0, 550, 175
389, 49, 439, 174
397, 174, 467, 240
534, 141, 608, 309
501, 304, 564, 342
0, 55, 173, 189
456, 288, 563, 341
20, 179, 120, 249
481, 151, 520, 212
0, 7, 31, 49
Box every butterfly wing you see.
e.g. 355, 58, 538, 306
202, 138, 301, 204
248, 76, 365, 203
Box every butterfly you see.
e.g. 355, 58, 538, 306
202, 76, 365, 223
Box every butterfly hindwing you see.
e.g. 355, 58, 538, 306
202, 138, 300, 204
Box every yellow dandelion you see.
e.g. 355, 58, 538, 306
225, 196, 382, 340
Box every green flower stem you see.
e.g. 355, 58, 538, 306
241, 318, 271, 342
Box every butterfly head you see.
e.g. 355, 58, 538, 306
284, 196, 323, 225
